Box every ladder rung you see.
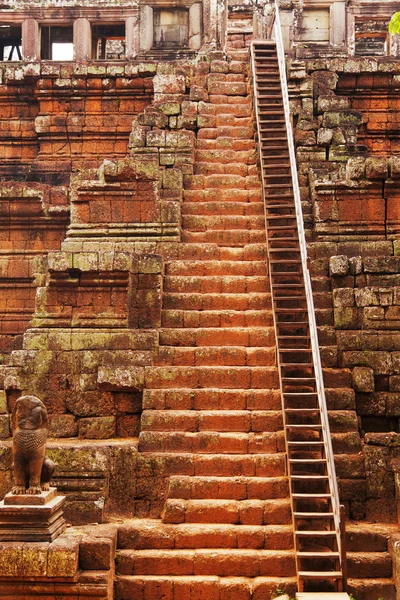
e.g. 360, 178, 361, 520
286, 424, 322, 429
290, 459, 325, 463
291, 475, 328, 479
295, 530, 337, 536
298, 571, 342, 578
294, 512, 334, 518
297, 551, 339, 557
292, 493, 330, 498
286, 409, 318, 413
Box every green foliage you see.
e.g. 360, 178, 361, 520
389, 11, 400, 35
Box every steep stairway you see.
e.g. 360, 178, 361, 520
251, 39, 345, 594
114, 40, 397, 600
115, 48, 297, 600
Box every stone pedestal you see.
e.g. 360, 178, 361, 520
0, 487, 66, 542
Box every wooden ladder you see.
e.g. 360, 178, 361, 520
251, 39, 346, 594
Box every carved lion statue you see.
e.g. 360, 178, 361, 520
12, 395, 55, 495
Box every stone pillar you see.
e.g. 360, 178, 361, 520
279, 9, 293, 53
140, 5, 153, 52
126, 15, 140, 60
347, 10, 355, 56
22, 18, 39, 61
189, 3, 202, 50
203, 0, 218, 46
330, 1, 346, 48
74, 18, 91, 62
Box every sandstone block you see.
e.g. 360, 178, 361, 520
329, 255, 348, 276
346, 157, 365, 180
365, 157, 388, 179
47, 535, 79, 577
389, 155, 400, 178
334, 307, 359, 329
348, 256, 362, 275
389, 376, 400, 392
0, 390, 7, 414
22, 542, 49, 577
78, 416, 116, 439
317, 127, 333, 146
341, 350, 392, 375
48, 414, 78, 438
352, 366, 374, 392
333, 288, 354, 308
0, 415, 10, 438
356, 392, 385, 416
318, 95, 350, 112
354, 287, 379, 307
80, 535, 114, 570
154, 74, 186, 95
0, 542, 24, 576
98, 366, 145, 391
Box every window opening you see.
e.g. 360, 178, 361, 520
153, 9, 189, 48
0, 25, 22, 61
41, 25, 73, 60
92, 24, 125, 59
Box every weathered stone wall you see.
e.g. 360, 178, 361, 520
0, 524, 117, 599
288, 56, 400, 521
0, 59, 199, 524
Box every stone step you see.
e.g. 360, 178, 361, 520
159, 327, 275, 347
145, 365, 279, 390
141, 410, 283, 433
346, 522, 394, 552
194, 162, 256, 177
197, 126, 254, 139
165, 260, 267, 277
163, 292, 271, 311
197, 103, 252, 118
182, 214, 266, 232
115, 548, 296, 577
347, 551, 392, 579
156, 345, 276, 367
167, 475, 287, 500
117, 519, 294, 550
174, 243, 266, 261
115, 574, 297, 600
138, 430, 284, 453
182, 201, 264, 216
163, 275, 269, 294
181, 230, 266, 245
195, 149, 256, 164
136, 452, 286, 478
161, 309, 273, 328
142, 388, 281, 411
195, 138, 255, 152
162, 498, 290, 526
183, 188, 262, 204
347, 578, 396, 600
226, 49, 250, 60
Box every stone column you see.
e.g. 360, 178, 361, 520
189, 3, 202, 50
330, 1, 346, 48
139, 5, 153, 52
22, 18, 39, 61
126, 15, 140, 60
279, 9, 293, 53
203, 0, 218, 46
74, 18, 91, 62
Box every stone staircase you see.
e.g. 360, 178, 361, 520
115, 47, 297, 599
114, 47, 398, 600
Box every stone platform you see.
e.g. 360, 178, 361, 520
0, 487, 66, 542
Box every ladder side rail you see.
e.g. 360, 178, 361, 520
273, 0, 343, 561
